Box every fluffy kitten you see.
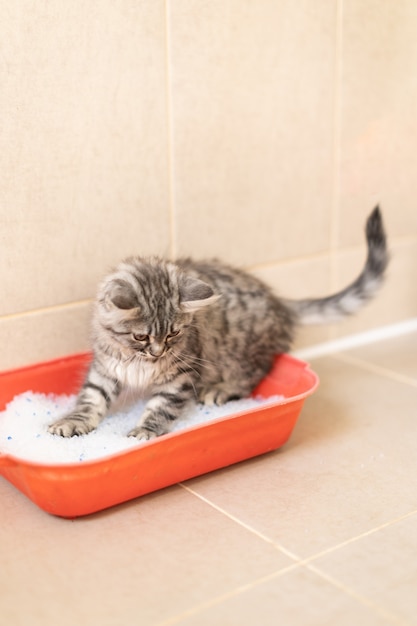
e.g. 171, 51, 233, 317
49, 207, 388, 441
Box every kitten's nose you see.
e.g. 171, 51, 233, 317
150, 342, 165, 357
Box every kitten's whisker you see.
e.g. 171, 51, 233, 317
172, 350, 215, 373
171, 351, 202, 387
174, 351, 214, 370
170, 358, 199, 399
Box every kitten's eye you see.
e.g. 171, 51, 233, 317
132, 333, 149, 342
167, 330, 181, 339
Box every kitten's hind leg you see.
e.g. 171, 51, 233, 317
128, 379, 194, 441
199, 382, 251, 406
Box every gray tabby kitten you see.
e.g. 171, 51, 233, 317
49, 207, 388, 441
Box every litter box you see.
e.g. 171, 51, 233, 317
0, 352, 318, 518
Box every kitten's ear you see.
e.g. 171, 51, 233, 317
104, 280, 139, 311
179, 276, 220, 312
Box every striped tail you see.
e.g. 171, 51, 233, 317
286, 206, 389, 325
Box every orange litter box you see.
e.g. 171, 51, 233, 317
0, 353, 318, 518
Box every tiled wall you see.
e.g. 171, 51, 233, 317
1, 1, 416, 370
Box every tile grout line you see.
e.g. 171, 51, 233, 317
155, 560, 404, 626
247, 233, 417, 274
181, 483, 417, 567
329, 0, 344, 293
164, 0, 177, 261
162, 483, 415, 626
332, 352, 417, 389
180, 483, 302, 562
0, 299, 93, 322
154, 561, 301, 626
176, 490, 417, 625
304, 509, 417, 564
305, 563, 407, 626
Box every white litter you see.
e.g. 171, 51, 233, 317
0, 391, 285, 465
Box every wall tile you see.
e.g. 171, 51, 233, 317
338, 0, 417, 246
0, 303, 91, 370
169, 0, 336, 265
0, 1, 171, 316
1, 1, 416, 370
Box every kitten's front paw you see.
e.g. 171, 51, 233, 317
128, 426, 159, 442
48, 415, 96, 437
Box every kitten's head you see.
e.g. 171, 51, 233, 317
94, 257, 218, 360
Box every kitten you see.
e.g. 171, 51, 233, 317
49, 207, 388, 441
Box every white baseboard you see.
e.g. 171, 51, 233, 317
293, 318, 417, 361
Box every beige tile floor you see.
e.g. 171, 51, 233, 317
1, 331, 416, 625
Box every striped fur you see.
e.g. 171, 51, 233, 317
285, 206, 389, 323
49, 207, 388, 440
